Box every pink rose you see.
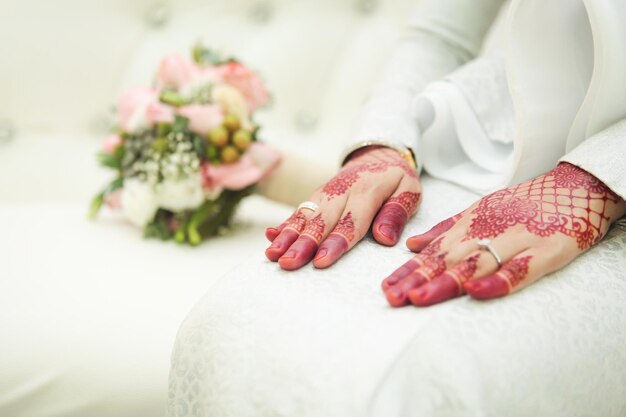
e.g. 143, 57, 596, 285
105, 189, 122, 209
157, 53, 200, 90
217, 62, 269, 112
201, 143, 281, 191
178, 105, 224, 135
102, 133, 123, 154
146, 101, 175, 124
118, 87, 156, 131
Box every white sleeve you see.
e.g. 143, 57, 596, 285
559, 119, 626, 201
350, 0, 505, 170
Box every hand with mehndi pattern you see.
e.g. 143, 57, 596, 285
265, 146, 421, 270
382, 163, 626, 307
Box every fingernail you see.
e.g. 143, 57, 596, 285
379, 224, 399, 242
269, 241, 281, 250
282, 249, 297, 259
265, 227, 279, 241
385, 287, 407, 307
314, 247, 328, 261
385, 276, 399, 286
464, 277, 509, 300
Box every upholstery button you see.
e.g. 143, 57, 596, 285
145, 2, 170, 28
294, 109, 318, 132
0, 119, 15, 144
249, 2, 274, 24
355, 0, 378, 15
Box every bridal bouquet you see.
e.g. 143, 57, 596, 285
90, 45, 280, 245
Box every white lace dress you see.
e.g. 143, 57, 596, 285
167, 176, 626, 417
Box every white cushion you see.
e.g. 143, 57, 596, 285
0, 196, 292, 417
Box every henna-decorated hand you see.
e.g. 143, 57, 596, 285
382, 163, 626, 307
265, 146, 421, 270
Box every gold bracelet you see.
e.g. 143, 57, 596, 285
339, 140, 417, 170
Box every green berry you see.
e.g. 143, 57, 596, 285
208, 126, 229, 147
232, 130, 252, 151
151, 137, 169, 153
221, 146, 240, 164
223, 114, 240, 132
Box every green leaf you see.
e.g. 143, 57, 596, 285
193, 135, 208, 159
88, 177, 124, 220
172, 115, 189, 133
152, 137, 170, 154
144, 210, 173, 241
157, 122, 172, 137
88, 193, 104, 220
96, 152, 121, 169
192, 43, 232, 66
160, 90, 189, 107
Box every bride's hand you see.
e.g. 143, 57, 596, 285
265, 146, 421, 270
382, 163, 626, 307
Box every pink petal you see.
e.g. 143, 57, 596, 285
202, 157, 263, 190
178, 105, 224, 135
158, 53, 200, 90
246, 142, 281, 180
118, 87, 156, 130
102, 134, 123, 154
147, 101, 175, 124
105, 189, 123, 209
217, 62, 269, 112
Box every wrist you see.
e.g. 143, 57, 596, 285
340, 140, 417, 170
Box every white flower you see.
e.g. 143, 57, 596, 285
179, 71, 220, 99
125, 101, 150, 133
121, 178, 159, 227
212, 84, 251, 129
157, 172, 205, 212
204, 185, 223, 201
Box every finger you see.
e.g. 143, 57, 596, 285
382, 235, 450, 307
407, 251, 490, 306
380, 235, 446, 292
278, 198, 346, 270
408, 233, 531, 306
265, 208, 314, 262
372, 179, 422, 246
265, 224, 284, 242
313, 200, 378, 269
406, 213, 462, 253
464, 249, 552, 300
384, 252, 449, 307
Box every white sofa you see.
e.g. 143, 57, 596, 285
0, 0, 415, 416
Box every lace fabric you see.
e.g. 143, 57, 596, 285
168, 177, 626, 417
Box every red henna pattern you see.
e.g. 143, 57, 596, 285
332, 212, 355, 242
412, 237, 448, 281
284, 211, 308, 232
496, 256, 532, 288
447, 254, 481, 288
302, 214, 326, 242
323, 149, 417, 200
466, 163, 620, 250
387, 192, 421, 216
414, 253, 448, 281
420, 236, 444, 256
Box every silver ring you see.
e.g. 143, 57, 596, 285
477, 239, 502, 267
297, 201, 319, 212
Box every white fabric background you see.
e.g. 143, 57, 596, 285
0, 196, 292, 417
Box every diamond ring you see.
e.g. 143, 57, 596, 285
476, 239, 502, 267
297, 201, 319, 212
